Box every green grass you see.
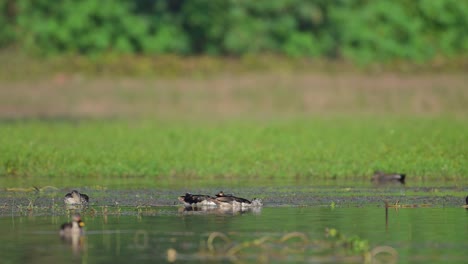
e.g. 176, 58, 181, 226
0, 116, 466, 188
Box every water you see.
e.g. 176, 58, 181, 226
1, 205, 467, 263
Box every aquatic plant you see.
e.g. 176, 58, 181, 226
325, 228, 369, 253
384, 200, 432, 208
192, 230, 383, 263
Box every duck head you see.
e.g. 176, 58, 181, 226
178, 193, 190, 202
72, 214, 85, 227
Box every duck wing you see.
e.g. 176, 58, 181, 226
60, 222, 72, 230
385, 173, 405, 183
191, 195, 212, 202
233, 196, 251, 204
80, 193, 89, 202
215, 196, 235, 203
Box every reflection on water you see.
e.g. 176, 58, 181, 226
0, 206, 467, 263
179, 205, 262, 215
61, 234, 87, 256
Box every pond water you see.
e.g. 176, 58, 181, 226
0, 186, 467, 263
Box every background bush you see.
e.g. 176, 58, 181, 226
1, 0, 467, 63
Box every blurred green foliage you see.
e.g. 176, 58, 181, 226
0, 0, 16, 46
0, 0, 467, 63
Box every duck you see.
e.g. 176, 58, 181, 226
371, 171, 405, 184
60, 214, 85, 236
214, 191, 263, 208
64, 190, 89, 206
464, 196, 468, 209
178, 193, 217, 207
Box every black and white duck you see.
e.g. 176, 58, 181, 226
214, 191, 263, 208
60, 214, 85, 236
64, 190, 89, 206
178, 193, 217, 207
371, 171, 406, 184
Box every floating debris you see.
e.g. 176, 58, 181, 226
384, 200, 432, 208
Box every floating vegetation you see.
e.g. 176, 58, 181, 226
187, 230, 397, 263
384, 200, 432, 209
6, 186, 59, 193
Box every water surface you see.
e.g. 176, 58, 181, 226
1, 205, 467, 263
1, 186, 467, 263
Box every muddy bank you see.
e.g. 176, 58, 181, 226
0, 186, 466, 216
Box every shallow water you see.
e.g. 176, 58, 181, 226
0, 186, 467, 263
1, 207, 467, 263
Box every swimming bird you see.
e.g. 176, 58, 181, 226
178, 193, 217, 207
214, 191, 263, 208
60, 214, 85, 236
371, 171, 406, 184
64, 190, 89, 205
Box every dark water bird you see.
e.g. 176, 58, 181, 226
464, 196, 468, 209
214, 191, 263, 207
60, 214, 85, 236
178, 193, 217, 207
64, 190, 89, 205
371, 171, 406, 184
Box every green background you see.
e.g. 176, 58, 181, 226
1, 0, 467, 64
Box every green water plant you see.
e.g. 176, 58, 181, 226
199, 230, 377, 263
325, 228, 369, 253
